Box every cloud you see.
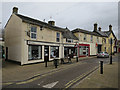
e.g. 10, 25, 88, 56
2, 2, 118, 39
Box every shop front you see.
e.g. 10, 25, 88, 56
64, 44, 77, 58
27, 40, 60, 63
78, 44, 90, 57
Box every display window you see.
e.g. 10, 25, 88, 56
50, 46, 59, 58
28, 45, 42, 60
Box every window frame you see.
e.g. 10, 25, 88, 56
66, 39, 73, 43
56, 32, 60, 42
30, 26, 37, 39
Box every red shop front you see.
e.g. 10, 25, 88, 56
78, 44, 90, 57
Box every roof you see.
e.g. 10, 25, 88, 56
95, 30, 117, 39
94, 30, 108, 37
16, 14, 66, 32
63, 29, 78, 40
72, 28, 102, 37
16, 14, 79, 40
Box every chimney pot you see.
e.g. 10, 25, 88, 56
12, 7, 18, 14
94, 23, 97, 32
109, 24, 112, 31
98, 27, 101, 31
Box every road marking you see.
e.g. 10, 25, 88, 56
42, 81, 59, 88
64, 66, 99, 89
3, 62, 84, 85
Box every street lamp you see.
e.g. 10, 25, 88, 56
110, 38, 113, 64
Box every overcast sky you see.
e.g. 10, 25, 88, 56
1, 2, 118, 39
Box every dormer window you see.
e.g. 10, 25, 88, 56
66, 39, 73, 43
31, 26, 37, 39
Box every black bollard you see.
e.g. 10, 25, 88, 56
110, 55, 112, 64
76, 56, 78, 62
100, 61, 103, 74
54, 59, 58, 68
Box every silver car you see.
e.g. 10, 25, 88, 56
97, 52, 109, 58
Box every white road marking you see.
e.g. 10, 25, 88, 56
42, 81, 59, 88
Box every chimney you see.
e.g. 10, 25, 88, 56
98, 27, 101, 31
12, 7, 18, 14
94, 23, 97, 32
48, 21, 55, 26
109, 24, 112, 31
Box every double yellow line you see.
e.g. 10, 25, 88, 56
64, 66, 99, 89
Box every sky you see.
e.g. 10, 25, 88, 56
0, 1, 118, 39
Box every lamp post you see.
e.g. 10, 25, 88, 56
110, 38, 113, 64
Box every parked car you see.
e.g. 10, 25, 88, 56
97, 52, 109, 58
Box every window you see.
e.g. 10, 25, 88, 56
50, 46, 59, 58
79, 46, 89, 56
31, 26, 37, 39
84, 34, 87, 41
66, 39, 73, 43
91, 35, 93, 42
56, 32, 60, 42
28, 45, 42, 60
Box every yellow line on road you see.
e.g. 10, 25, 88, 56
64, 66, 99, 89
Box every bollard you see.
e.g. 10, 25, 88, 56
54, 59, 58, 68
100, 61, 103, 74
76, 56, 78, 62
110, 55, 112, 64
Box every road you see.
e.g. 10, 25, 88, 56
2, 54, 118, 89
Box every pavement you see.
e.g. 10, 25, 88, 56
2, 56, 96, 83
2, 53, 119, 89
74, 61, 118, 88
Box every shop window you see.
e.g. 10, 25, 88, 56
56, 32, 60, 42
50, 46, 59, 58
28, 45, 42, 60
79, 46, 89, 56
31, 26, 37, 39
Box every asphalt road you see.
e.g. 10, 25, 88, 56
2, 54, 118, 89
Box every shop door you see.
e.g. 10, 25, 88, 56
44, 46, 49, 62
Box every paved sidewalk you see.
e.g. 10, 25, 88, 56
2, 56, 96, 83
74, 62, 118, 88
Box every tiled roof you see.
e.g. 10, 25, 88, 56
63, 29, 78, 40
72, 28, 102, 37
95, 30, 108, 37
16, 14, 66, 32
16, 14, 78, 40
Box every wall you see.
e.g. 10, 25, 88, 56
4, 14, 23, 62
